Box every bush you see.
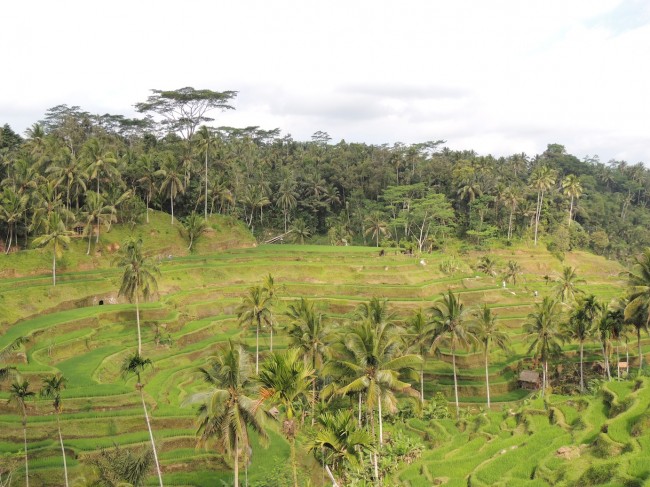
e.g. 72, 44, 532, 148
578, 462, 618, 486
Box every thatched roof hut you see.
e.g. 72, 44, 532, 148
518, 370, 541, 389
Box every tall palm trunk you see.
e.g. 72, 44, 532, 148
484, 349, 491, 408
234, 435, 239, 487
140, 388, 163, 486
568, 195, 574, 226
420, 363, 425, 406
255, 316, 260, 374
542, 359, 547, 398
56, 414, 69, 487
135, 291, 142, 355
452, 344, 460, 418
579, 341, 584, 393
170, 195, 175, 225
22, 410, 29, 487
507, 205, 514, 241
52, 247, 57, 287
378, 395, 383, 445
204, 150, 209, 220
638, 328, 643, 375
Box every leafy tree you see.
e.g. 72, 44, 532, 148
32, 211, 74, 286
237, 285, 272, 374
8, 379, 35, 487
115, 238, 160, 355
430, 290, 475, 418
188, 341, 268, 487
40, 374, 70, 487
258, 349, 314, 487
135, 87, 237, 140
525, 297, 564, 397
120, 354, 163, 487
471, 304, 510, 408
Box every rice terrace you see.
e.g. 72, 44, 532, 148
1, 209, 649, 486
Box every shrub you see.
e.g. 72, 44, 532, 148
577, 462, 618, 486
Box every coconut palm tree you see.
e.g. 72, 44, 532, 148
0, 336, 27, 382
524, 297, 564, 397
430, 290, 475, 418
8, 379, 35, 487
503, 260, 522, 286
156, 153, 185, 225
285, 298, 330, 422
562, 296, 598, 392
32, 211, 74, 286
237, 285, 272, 374
622, 248, 650, 375
135, 153, 158, 224
405, 308, 436, 405
529, 165, 556, 245
330, 320, 421, 482
364, 211, 389, 247
0, 187, 28, 253
262, 274, 278, 352
121, 353, 164, 487
115, 238, 160, 355
194, 126, 218, 220
40, 374, 69, 487
82, 137, 119, 195
81, 191, 116, 255
186, 341, 267, 487
471, 304, 510, 408
179, 212, 208, 251
562, 174, 583, 226
258, 349, 314, 487
555, 266, 586, 304
289, 218, 311, 244
276, 177, 298, 233
306, 409, 374, 487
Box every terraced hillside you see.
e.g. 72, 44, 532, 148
1, 220, 649, 486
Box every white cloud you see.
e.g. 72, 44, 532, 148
2, 0, 649, 163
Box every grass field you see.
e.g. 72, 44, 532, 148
1, 212, 649, 486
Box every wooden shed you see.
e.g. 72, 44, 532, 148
518, 370, 541, 390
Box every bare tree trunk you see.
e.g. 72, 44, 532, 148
324, 464, 339, 487
420, 365, 425, 406
485, 350, 491, 408
452, 347, 460, 418
579, 342, 584, 392
136, 292, 142, 356
140, 389, 164, 487
234, 435, 239, 487
56, 414, 69, 487
255, 316, 260, 375
378, 397, 383, 446
52, 249, 57, 287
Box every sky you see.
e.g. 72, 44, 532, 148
2, 0, 650, 163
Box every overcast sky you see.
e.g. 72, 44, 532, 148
2, 0, 650, 163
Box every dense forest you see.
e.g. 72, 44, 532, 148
1, 87, 650, 261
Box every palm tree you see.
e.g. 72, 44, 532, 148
262, 274, 278, 352
194, 126, 218, 220
562, 174, 583, 226
405, 308, 436, 405
331, 320, 421, 482
430, 290, 475, 418
524, 297, 564, 397
529, 166, 556, 246
477, 255, 498, 277
502, 187, 521, 241
40, 374, 69, 487
285, 298, 330, 422
32, 211, 74, 286
0, 336, 27, 382
237, 285, 272, 374
8, 379, 35, 487
121, 353, 164, 487
157, 153, 185, 225
187, 341, 267, 487
364, 211, 389, 247
135, 153, 158, 224
258, 349, 314, 487
0, 187, 28, 253
622, 248, 650, 374
276, 177, 298, 233
307, 410, 374, 487
81, 191, 116, 255
554, 266, 585, 303
562, 296, 598, 392
289, 218, 311, 244
471, 304, 510, 408
503, 260, 522, 286
179, 212, 208, 251
82, 138, 119, 195
115, 238, 160, 355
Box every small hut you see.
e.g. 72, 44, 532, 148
518, 370, 541, 390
